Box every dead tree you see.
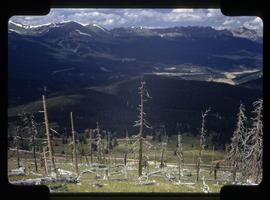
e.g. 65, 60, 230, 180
163, 126, 168, 166
96, 122, 104, 163
42, 146, 49, 177
16, 146, 21, 168
209, 145, 215, 175
89, 129, 93, 164
251, 99, 263, 183
232, 103, 246, 182
214, 162, 219, 183
160, 135, 168, 168
30, 114, 38, 172
70, 112, 79, 175
196, 108, 210, 183
247, 99, 263, 184
124, 129, 129, 166
14, 127, 22, 168
40, 152, 47, 177
42, 95, 56, 176
14, 114, 27, 168
177, 134, 184, 181
226, 103, 247, 183
133, 79, 151, 177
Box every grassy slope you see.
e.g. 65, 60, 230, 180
8, 134, 227, 193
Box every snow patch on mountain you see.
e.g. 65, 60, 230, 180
230, 27, 262, 42
9, 29, 21, 34
92, 24, 106, 31
75, 29, 92, 37
9, 21, 24, 28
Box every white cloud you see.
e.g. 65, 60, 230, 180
165, 9, 204, 22
9, 8, 263, 31
171, 9, 195, 13
207, 9, 221, 17
223, 19, 236, 25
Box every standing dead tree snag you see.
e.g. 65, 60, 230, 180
42, 95, 56, 176
196, 108, 210, 183
209, 145, 215, 175
134, 79, 151, 177
160, 134, 168, 168
30, 114, 38, 172
249, 99, 263, 184
14, 126, 22, 168
89, 129, 93, 164
96, 122, 104, 164
227, 103, 247, 183
70, 112, 79, 175
40, 152, 47, 177
177, 134, 184, 181
124, 129, 129, 166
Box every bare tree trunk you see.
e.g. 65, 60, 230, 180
196, 108, 210, 183
124, 152, 127, 166
251, 101, 262, 183
154, 151, 156, 167
85, 155, 90, 166
164, 135, 168, 167
40, 152, 47, 177
134, 80, 151, 177
16, 147, 20, 168
90, 130, 93, 164
32, 136, 38, 172
42, 95, 56, 176
214, 168, 217, 183
138, 83, 144, 177
232, 132, 239, 183
70, 112, 78, 175
210, 145, 215, 175
71, 145, 74, 167
43, 147, 48, 176
177, 134, 183, 181
160, 146, 165, 168
96, 122, 103, 164
124, 130, 128, 166
102, 139, 106, 164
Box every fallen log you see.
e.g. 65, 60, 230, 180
79, 169, 97, 175
148, 170, 162, 177
10, 176, 78, 185
90, 183, 104, 187
110, 178, 129, 181
134, 180, 157, 186
77, 169, 100, 181
58, 168, 74, 176
8, 167, 26, 176
174, 181, 196, 186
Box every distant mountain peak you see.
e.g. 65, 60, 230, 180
8, 20, 262, 42
92, 23, 107, 31
230, 26, 262, 43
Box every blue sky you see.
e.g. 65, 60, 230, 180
10, 8, 263, 30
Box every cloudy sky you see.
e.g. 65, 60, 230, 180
10, 8, 263, 30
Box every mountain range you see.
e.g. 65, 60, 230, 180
8, 20, 262, 105
7, 21, 263, 145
